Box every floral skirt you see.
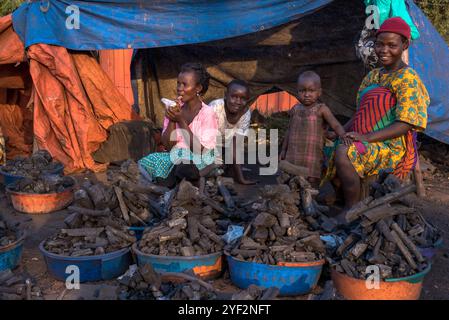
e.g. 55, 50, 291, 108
138, 147, 215, 181
323, 138, 406, 182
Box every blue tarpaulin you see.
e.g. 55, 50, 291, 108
9, 0, 449, 144
12, 0, 332, 50
407, 0, 449, 144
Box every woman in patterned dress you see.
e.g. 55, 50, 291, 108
326, 17, 430, 217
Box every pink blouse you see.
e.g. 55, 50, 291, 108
162, 102, 218, 150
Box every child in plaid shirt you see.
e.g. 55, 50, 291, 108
280, 71, 347, 187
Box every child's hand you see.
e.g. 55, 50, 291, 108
341, 136, 354, 146
325, 131, 337, 141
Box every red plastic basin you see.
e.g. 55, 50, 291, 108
6, 186, 74, 214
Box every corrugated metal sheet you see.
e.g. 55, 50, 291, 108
251, 91, 297, 115
99, 49, 134, 105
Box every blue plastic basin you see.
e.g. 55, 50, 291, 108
132, 243, 222, 279
39, 241, 132, 283
0, 163, 65, 186
226, 254, 325, 296
0, 232, 26, 271
128, 226, 146, 241
419, 237, 443, 261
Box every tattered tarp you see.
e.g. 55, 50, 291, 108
8, 0, 449, 145
12, 0, 332, 50
132, 0, 449, 145
134, 0, 367, 126
0, 15, 140, 173
407, 0, 449, 145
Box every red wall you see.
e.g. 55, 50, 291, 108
99, 49, 134, 105
251, 91, 297, 115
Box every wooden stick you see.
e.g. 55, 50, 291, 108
159, 232, 184, 242
279, 160, 308, 177
160, 272, 215, 292
390, 230, 418, 269
197, 222, 222, 244
114, 186, 130, 224
105, 226, 135, 243
61, 228, 104, 237
199, 195, 225, 214
187, 216, 200, 243
129, 212, 148, 226
372, 236, 383, 257
336, 234, 358, 256
119, 180, 169, 195
361, 206, 415, 227
231, 249, 259, 258
217, 177, 236, 210
346, 184, 416, 223
97, 217, 126, 230
68, 206, 111, 217
198, 177, 206, 196
376, 220, 395, 243
391, 222, 425, 263
0, 286, 24, 295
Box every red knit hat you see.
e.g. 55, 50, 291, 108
376, 17, 411, 40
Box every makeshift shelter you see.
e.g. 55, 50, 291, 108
1, 0, 449, 173
0, 15, 140, 173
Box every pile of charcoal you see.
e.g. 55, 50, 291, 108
0, 216, 17, 247
227, 183, 326, 264
330, 175, 438, 280
0, 269, 43, 300
1, 150, 62, 178
117, 264, 279, 300
107, 160, 170, 225
277, 161, 339, 233
43, 181, 138, 256
7, 176, 75, 194
43, 223, 136, 257
199, 174, 256, 223
117, 264, 218, 300
137, 180, 227, 256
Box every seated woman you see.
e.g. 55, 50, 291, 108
325, 17, 430, 218
209, 80, 256, 185
138, 63, 218, 187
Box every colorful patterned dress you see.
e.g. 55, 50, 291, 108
325, 66, 429, 180
138, 102, 218, 181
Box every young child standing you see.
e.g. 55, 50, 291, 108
280, 71, 347, 187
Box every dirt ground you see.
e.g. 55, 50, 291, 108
2, 163, 449, 300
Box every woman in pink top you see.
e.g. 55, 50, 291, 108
138, 63, 218, 187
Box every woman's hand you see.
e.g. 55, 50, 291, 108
344, 132, 368, 143
166, 105, 183, 123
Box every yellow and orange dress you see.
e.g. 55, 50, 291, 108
325, 66, 430, 180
